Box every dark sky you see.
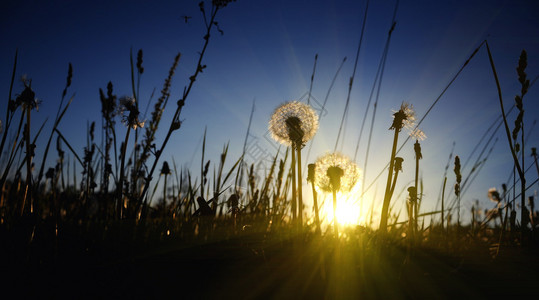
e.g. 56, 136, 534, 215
1, 0, 538, 225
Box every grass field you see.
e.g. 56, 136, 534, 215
1, 1, 538, 298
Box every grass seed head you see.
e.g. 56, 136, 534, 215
137, 49, 144, 74
454, 155, 461, 197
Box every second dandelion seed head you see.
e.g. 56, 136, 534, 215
314, 152, 360, 194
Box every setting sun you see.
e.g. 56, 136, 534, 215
331, 196, 362, 226
317, 190, 365, 226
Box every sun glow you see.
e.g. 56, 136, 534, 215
327, 195, 361, 225
317, 186, 366, 227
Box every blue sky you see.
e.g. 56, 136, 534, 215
1, 0, 538, 226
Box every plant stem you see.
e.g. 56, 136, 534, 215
310, 180, 321, 235
485, 41, 526, 237
0, 50, 18, 163
290, 145, 297, 222
333, 188, 338, 238
380, 128, 399, 232
22, 107, 32, 215
441, 177, 446, 233
296, 144, 303, 229
414, 147, 419, 235
137, 6, 221, 210
457, 194, 460, 230
533, 152, 539, 180
117, 126, 131, 219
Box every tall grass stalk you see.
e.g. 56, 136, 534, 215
360, 41, 485, 201
532, 148, 539, 180
36, 63, 73, 187
486, 42, 528, 237
235, 99, 254, 198
333, 0, 370, 152
0, 50, 18, 164
357, 0, 397, 200
304, 57, 346, 169
306, 53, 318, 106
441, 177, 447, 233
137, 2, 228, 213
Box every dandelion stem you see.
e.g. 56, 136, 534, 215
290, 145, 297, 222
309, 174, 321, 235
333, 188, 338, 237
117, 126, 131, 219
414, 141, 421, 235
22, 107, 33, 215
380, 128, 400, 232
296, 144, 303, 228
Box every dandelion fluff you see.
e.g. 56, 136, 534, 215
410, 128, 426, 141
391, 102, 416, 132
314, 152, 360, 194
487, 187, 501, 203
269, 101, 319, 146
118, 96, 145, 129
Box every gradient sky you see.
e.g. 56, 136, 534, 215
2, 0, 539, 226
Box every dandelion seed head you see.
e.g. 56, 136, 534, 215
391, 102, 416, 132
16, 82, 40, 111
487, 187, 501, 203
118, 96, 145, 129
314, 152, 360, 194
269, 101, 318, 146
119, 96, 136, 111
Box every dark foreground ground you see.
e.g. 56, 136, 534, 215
2, 226, 539, 299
